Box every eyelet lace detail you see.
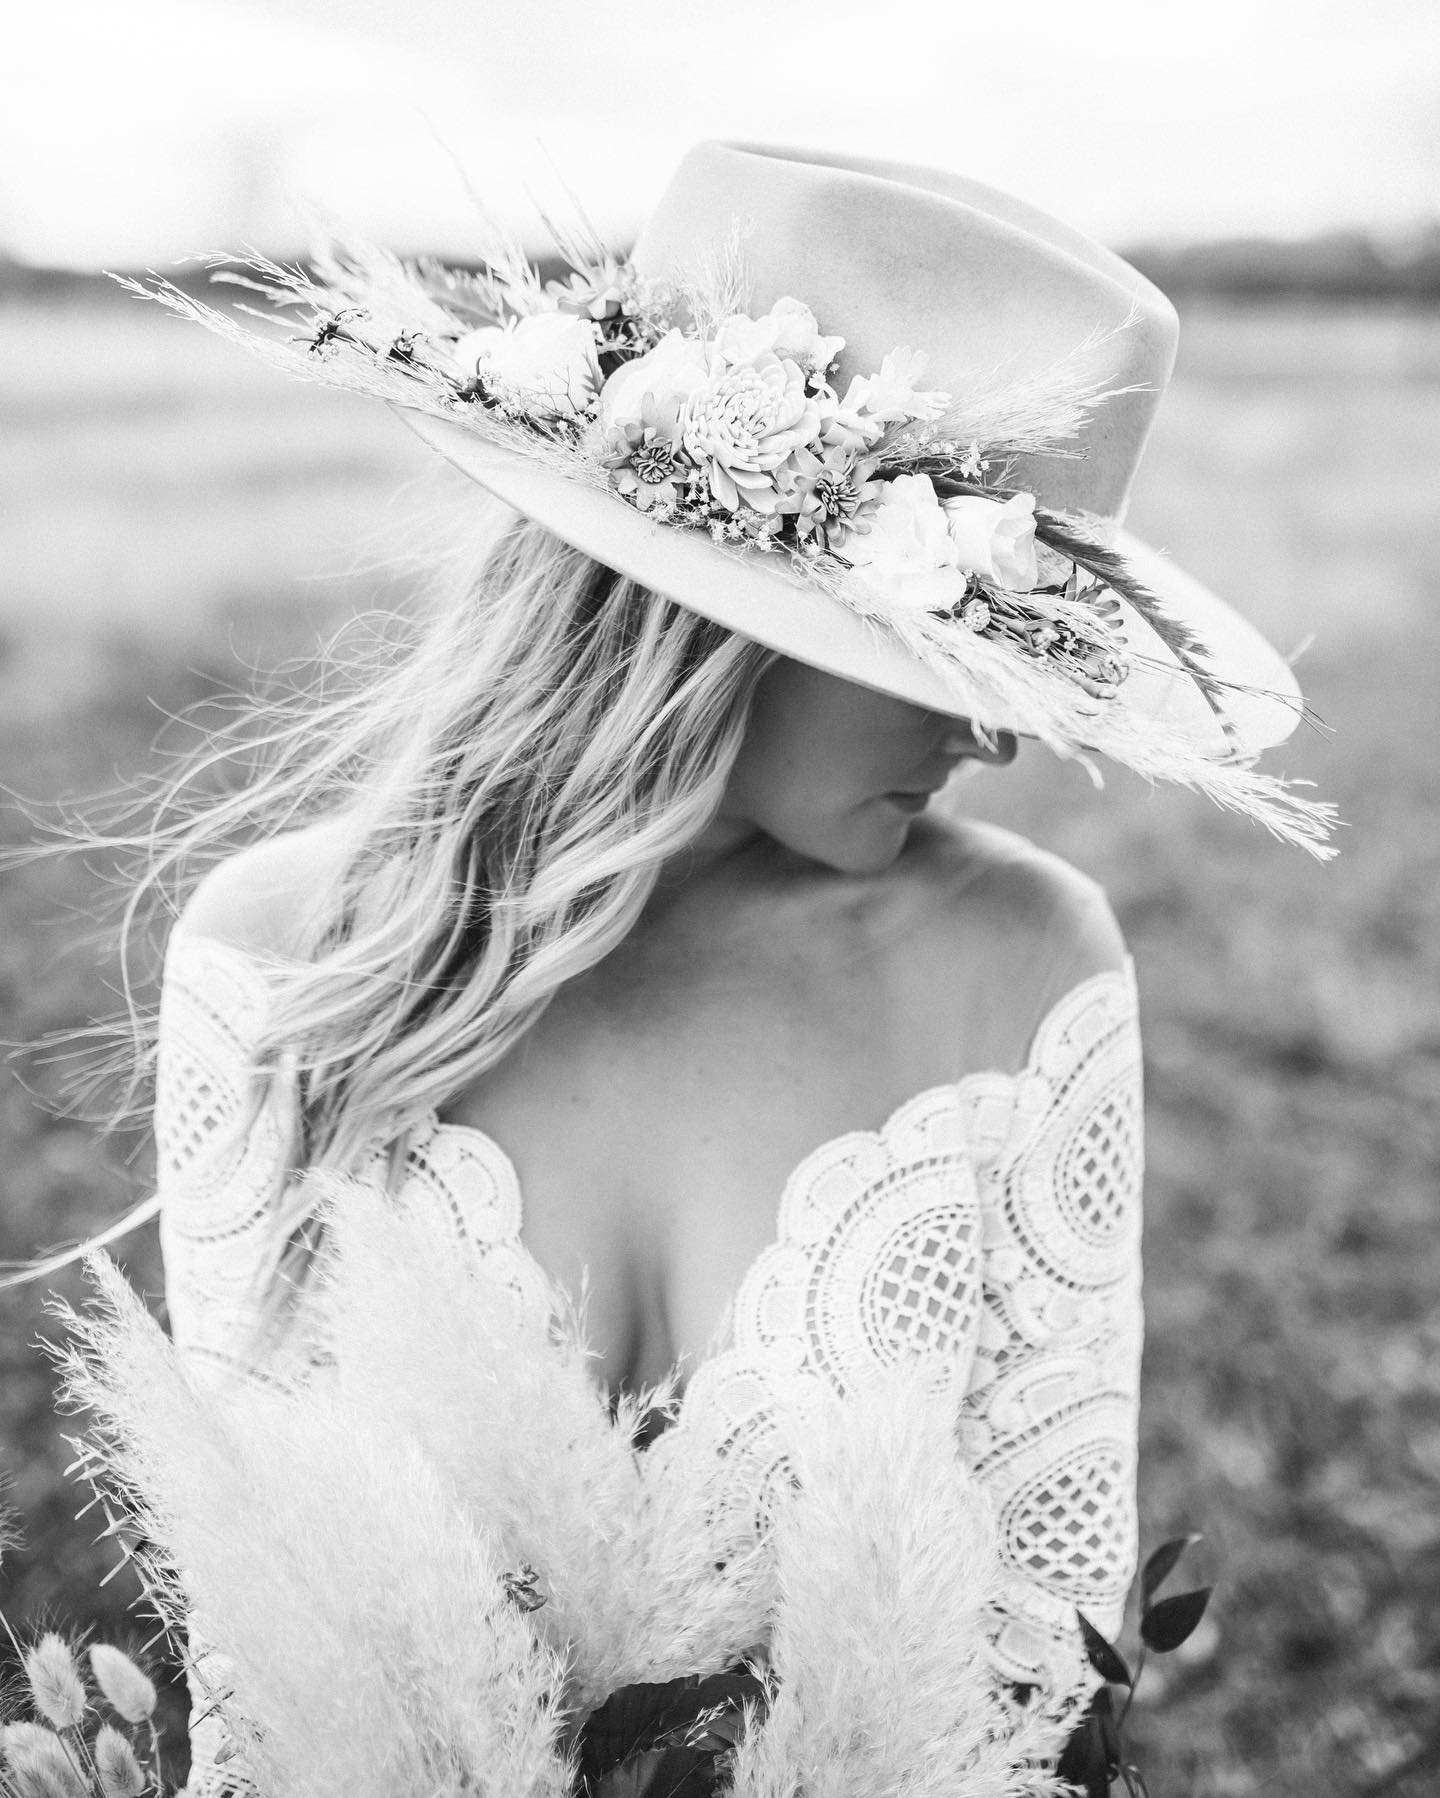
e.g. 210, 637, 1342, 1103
647, 973, 1144, 1687
156, 932, 1143, 1785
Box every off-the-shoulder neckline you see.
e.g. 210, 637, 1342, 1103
165, 930, 1138, 1403
165, 928, 1136, 1126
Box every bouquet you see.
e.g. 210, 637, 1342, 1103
49, 1183, 1089, 1797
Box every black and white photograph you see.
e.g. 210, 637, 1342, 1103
1, 4, 1437, 1794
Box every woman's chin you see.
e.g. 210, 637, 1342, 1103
807, 807, 920, 877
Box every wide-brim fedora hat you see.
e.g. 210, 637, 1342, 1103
139, 139, 1332, 851
410, 143, 1299, 747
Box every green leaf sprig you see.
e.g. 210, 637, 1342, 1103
1060, 1534, 1215, 1798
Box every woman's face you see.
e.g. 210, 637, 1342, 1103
718, 658, 1018, 875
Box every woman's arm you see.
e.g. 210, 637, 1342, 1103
156, 928, 302, 1392
155, 885, 311, 1797
958, 870, 1143, 1690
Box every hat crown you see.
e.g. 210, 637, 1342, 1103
632, 141, 1179, 524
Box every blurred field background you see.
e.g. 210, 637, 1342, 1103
0, 281, 1437, 1798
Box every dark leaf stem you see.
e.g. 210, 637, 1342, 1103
1140, 1534, 1201, 1608
1077, 1611, 1133, 1688
1140, 1586, 1214, 1654
1116, 1644, 1147, 1733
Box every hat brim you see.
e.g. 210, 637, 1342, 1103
402, 408, 1302, 757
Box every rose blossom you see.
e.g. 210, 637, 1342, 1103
941, 490, 1040, 591
681, 349, 821, 513
453, 312, 602, 419
834, 472, 969, 610
597, 329, 709, 430
711, 297, 844, 374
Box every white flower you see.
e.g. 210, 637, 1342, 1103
814, 378, 886, 453
453, 312, 602, 419
681, 349, 821, 513
848, 347, 952, 426
712, 296, 845, 374
597, 329, 708, 429
941, 490, 1040, 591
834, 472, 969, 610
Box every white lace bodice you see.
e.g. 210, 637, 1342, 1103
157, 930, 1144, 1704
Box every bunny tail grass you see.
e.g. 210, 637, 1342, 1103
53, 1253, 574, 1798
725, 1372, 1085, 1798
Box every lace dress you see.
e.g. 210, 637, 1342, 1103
156, 931, 1145, 1793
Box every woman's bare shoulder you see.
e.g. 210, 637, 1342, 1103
891, 817, 1129, 1064
170, 816, 356, 962
905, 816, 1125, 974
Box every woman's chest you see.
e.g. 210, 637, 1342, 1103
435, 950, 964, 1392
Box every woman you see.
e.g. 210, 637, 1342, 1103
131, 143, 1327, 1791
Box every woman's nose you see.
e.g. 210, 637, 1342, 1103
939, 723, 1019, 766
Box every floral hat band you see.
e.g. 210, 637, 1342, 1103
132, 140, 1334, 855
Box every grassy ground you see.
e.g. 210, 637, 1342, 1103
1, 293, 1437, 1795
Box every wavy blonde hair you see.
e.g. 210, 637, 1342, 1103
6, 514, 775, 1291
261, 517, 776, 1170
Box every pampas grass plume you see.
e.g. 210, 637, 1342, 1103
58, 1199, 1087, 1795
23, 1636, 87, 1731
57, 1252, 575, 1798
315, 1179, 772, 1715
726, 1370, 1083, 1798
86, 1646, 156, 1725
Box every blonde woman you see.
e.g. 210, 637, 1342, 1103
87, 144, 1329, 1793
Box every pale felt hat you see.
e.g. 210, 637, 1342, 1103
404, 139, 1303, 760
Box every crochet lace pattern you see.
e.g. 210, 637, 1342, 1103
156, 931, 1143, 1788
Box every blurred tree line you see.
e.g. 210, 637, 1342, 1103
4, 226, 1440, 304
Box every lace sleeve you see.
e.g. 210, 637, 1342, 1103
960, 963, 1145, 1687
155, 932, 303, 1391
154, 931, 302, 1798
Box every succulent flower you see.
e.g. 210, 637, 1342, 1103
602, 396, 689, 512
780, 445, 882, 544
681, 350, 820, 514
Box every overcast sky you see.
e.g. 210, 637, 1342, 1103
5, 0, 1438, 267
